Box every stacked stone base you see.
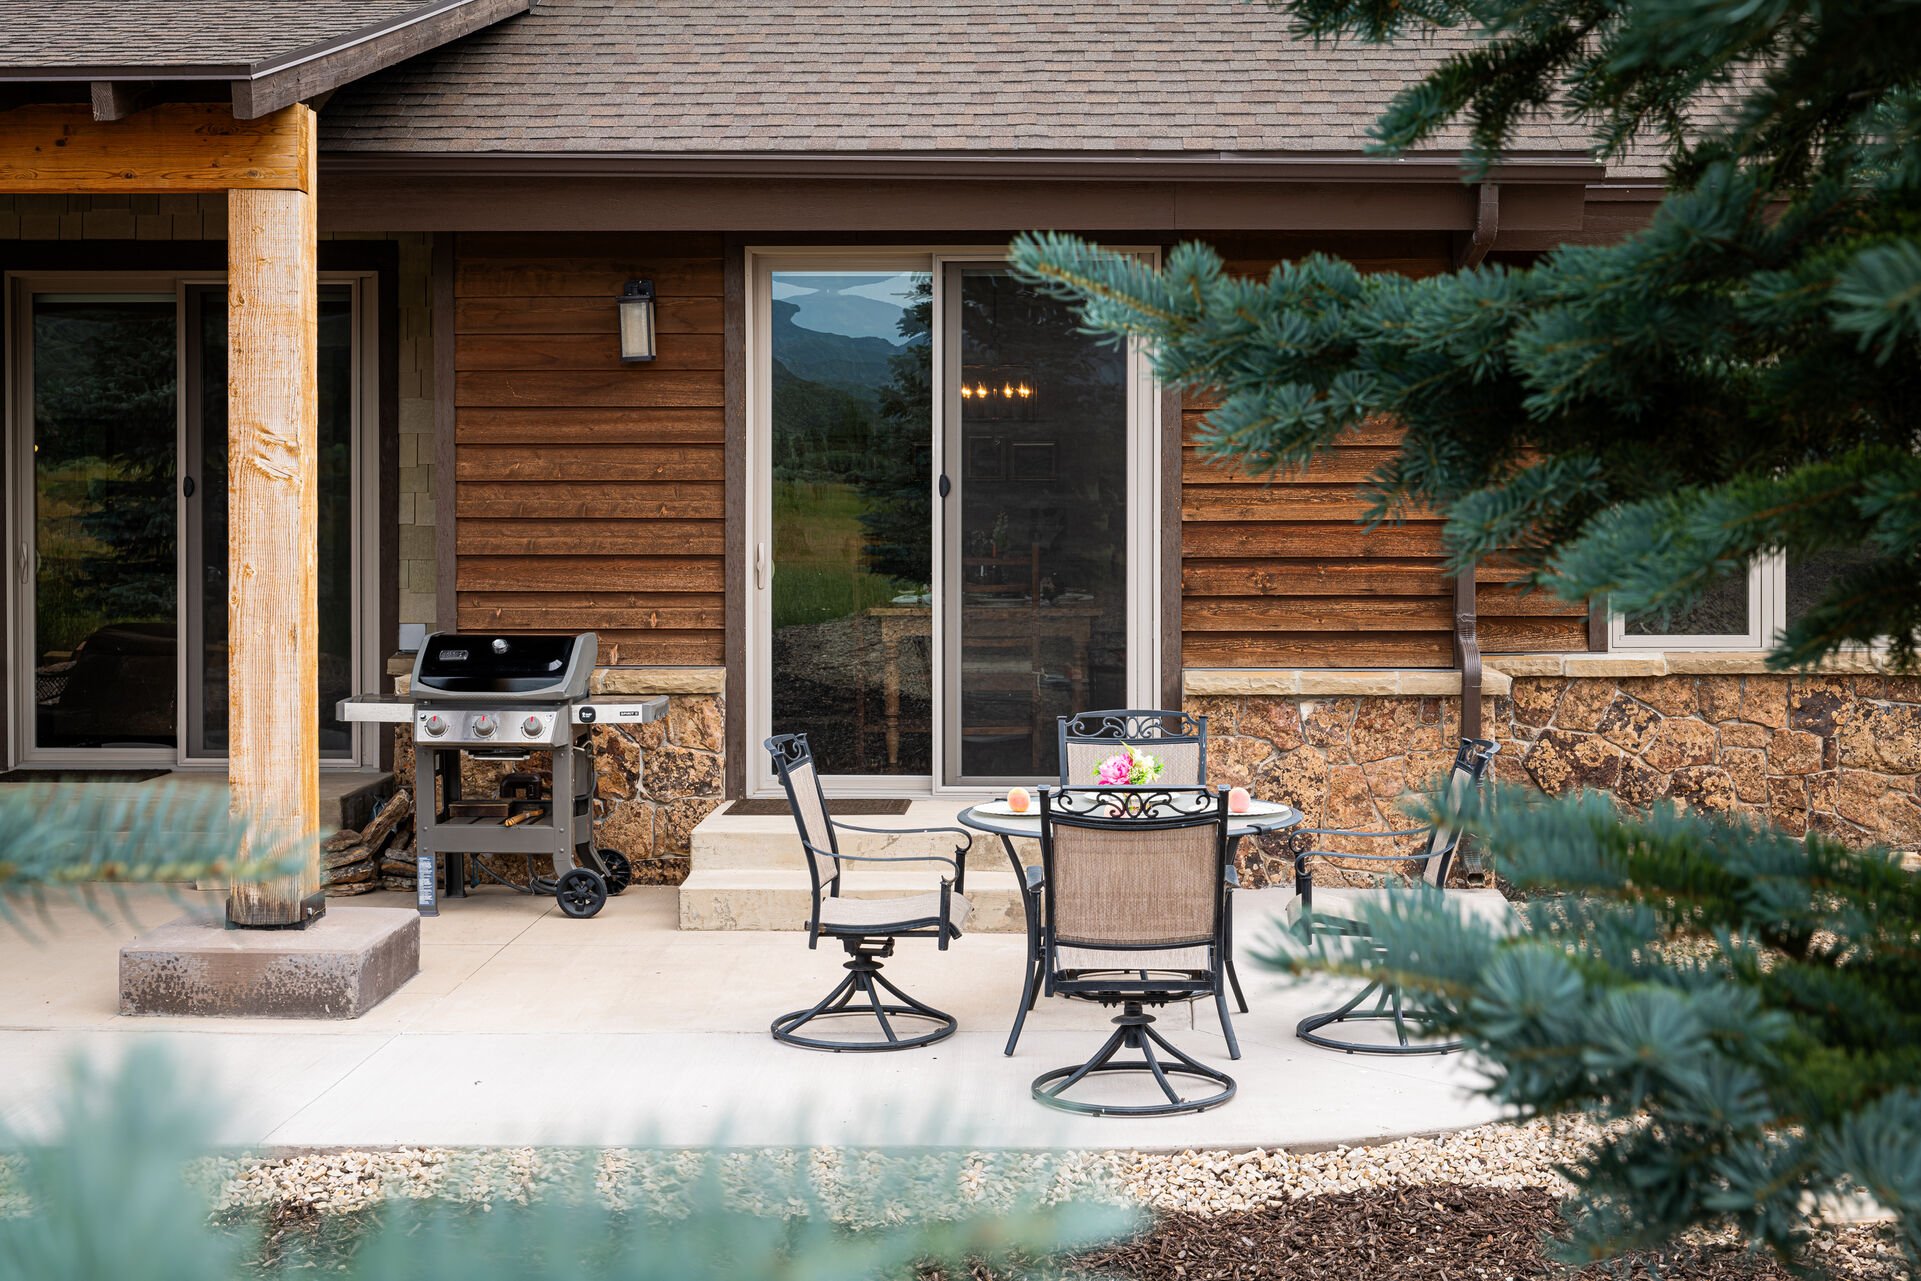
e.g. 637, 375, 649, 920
1187, 671, 1921, 887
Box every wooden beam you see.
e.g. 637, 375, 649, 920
0, 102, 313, 193
88, 80, 156, 122
225, 170, 322, 928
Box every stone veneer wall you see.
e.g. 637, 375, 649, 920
393, 690, 724, 871
1187, 670, 1921, 887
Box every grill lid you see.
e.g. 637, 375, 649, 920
411, 632, 596, 701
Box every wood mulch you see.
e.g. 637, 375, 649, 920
929, 1186, 1903, 1281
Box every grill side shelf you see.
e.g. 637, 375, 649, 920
336, 695, 415, 723
573, 697, 668, 725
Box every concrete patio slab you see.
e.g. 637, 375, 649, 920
0, 884, 1513, 1151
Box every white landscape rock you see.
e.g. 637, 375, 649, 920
202, 1117, 1601, 1221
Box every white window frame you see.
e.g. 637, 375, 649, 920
1609, 552, 1785, 651
2, 270, 382, 770
741, 245, 1162, 798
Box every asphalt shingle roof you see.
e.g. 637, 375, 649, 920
0, 0, 430, 73
320, 0, 1605, 158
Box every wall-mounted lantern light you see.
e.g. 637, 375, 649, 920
617, 278, 656, 362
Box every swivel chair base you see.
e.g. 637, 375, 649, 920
1296, 978, 1461, 1055
772, 936, 958, 1052
1032, 1002, 1235, 1116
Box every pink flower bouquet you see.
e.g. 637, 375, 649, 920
1093, 742, 1165, 786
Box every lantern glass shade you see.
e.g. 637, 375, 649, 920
617, 279, 656, 362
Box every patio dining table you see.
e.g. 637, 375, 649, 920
958, 794, 1304, 1034
957, 795, 1304, 943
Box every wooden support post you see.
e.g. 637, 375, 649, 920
224, 107, 322, 928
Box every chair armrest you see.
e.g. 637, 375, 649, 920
821, 848, 961, 873
830, 822, 972, 893
1293, 836, 1438, 900
800, 838, 960, 885
1295, 825, 1430, 839
832, 821, 973, 848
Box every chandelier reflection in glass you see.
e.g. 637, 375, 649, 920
958, 366, 1035, 420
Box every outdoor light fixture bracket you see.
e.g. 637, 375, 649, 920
617, 277, 657, 362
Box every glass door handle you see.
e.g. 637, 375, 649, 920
938, 473, 951, 499
14, 542, 26, 586
754, 541, 768, 590
181, 475, 196, 498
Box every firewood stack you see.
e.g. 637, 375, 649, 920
321, 788, 417, 895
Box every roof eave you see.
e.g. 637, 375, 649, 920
0, 0, 528, 120
318, 149, 1607, 184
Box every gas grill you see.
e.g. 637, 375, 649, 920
339, 632, 665, 919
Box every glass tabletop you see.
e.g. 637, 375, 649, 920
956, 800, 1301, 839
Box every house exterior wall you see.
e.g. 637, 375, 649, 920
449, 232, 725, 663
1178, 232, 1591, 670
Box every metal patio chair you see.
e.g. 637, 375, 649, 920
764, 733, 973, 1052
1003, 709, 1242, 1057
1029, 785, 1238, 1116
1288, 737, 1500, 1055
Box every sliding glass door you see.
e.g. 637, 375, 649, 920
763, 264, 934, 778
748, 249, 1159, 794
25, 293, 180, 753
942, 264, 1132, 785
9, 275, 375, 766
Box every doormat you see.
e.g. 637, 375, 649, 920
0, 768, 170, 783
724, 798, 912, 817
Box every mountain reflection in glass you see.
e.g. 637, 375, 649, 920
769, 271, 933, 776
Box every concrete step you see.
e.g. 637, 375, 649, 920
690, 799, 1003, 872
678, 867, 1029, 932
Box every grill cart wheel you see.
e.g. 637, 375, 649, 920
555, 867, 608, 919
599, 848, 633, 895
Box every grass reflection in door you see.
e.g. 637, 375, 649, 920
768, 270, 933, 776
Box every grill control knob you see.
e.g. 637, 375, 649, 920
472, 714, 498, 738
521, 715, 544, 738
423, 714, 447, 737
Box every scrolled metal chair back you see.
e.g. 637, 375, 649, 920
1038, 785, 1229, 954
1058, 709, 1207, 788
764, 733, 840, 897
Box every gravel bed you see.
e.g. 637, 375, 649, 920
201, 1117, 1602, 1223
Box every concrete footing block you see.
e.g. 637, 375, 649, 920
119, 907, 419, 1018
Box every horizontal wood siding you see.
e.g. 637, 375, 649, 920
453, 232, 725, 663
1181, 233, 1589, 668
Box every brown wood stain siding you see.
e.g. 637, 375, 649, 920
452, 232, 726, 663
1179, 233, 1588, 668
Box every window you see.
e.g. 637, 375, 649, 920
1611, 551, 1872, 651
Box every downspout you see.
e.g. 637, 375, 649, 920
1453, 568, 1483, 742
1450, 182, 1498, 748
1455, 182, 1500, 270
